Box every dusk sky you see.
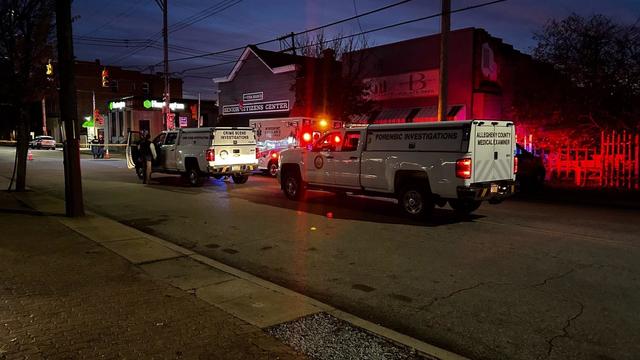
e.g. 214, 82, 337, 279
71, 0, 640, 100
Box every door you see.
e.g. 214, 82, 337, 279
330, 131, 362, 188
472, 121, 514, 182
162, 131, 179, 170
125, 131, 140, 169
305, 132, 338, 185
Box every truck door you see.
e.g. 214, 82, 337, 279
161, 132, 178, 170
125, 131, 140, 170
472, 121, 514, 182
329, 130, 361, 188
305, 132, 338, 184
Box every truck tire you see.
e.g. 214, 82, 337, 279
449, 199, 481, 215
186, 167, 203, 187
398, 184, 433, 219
231, 174, 249, 184
268, 161, 279, 177
282, 170, 304, 200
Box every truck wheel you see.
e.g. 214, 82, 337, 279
283, 171, 304, 200
231, 174, 249, 184
398, 184, 433, 219
268, 161, 279, 177
186, 167, 203, 187
449, 199, 481, 215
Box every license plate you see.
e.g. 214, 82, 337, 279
490, 184, 498, 193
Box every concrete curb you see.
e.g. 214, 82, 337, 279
15, 191, 467, 360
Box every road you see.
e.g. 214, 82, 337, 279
2, 147, 639, 360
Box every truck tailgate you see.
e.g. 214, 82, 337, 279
471, 121, 515, 183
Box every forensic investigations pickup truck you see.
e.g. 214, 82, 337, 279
126, 127, 258, 186
278, 120, 517, 218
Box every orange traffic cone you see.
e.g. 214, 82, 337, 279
28, 150, 33, 161
104, 149, 110, 159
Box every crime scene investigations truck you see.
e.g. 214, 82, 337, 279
250, 117, 343, 177
278, 120, 517, 218
126, 127, 258, 186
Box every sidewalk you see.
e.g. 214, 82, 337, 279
0, 191, 303, 360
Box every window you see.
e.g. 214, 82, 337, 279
313, 132, 338, 152
110, 79, 118, 92
165, 132, 178, 145
142, 82, 150, 95
340, 132, 360, 152
153, 133, 166, 146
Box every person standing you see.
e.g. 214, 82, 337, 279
138, 133, 153, 184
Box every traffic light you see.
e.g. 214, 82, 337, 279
101, 68, 109, 87
45, 59, 53, 81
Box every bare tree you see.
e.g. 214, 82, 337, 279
0, 0, 56, 191
291, 31, 373, 122
532, 13, 640, 131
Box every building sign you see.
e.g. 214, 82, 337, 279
243, 92, 263, 102
222, 100, 289, 116
179, 116, 188, 128
143, 99, 185, 111
364, 70, 439, 101
109, 101, 126, 110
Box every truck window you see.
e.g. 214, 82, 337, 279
340, 132, 360, 152
313, 132, 339, 152
165, 132, 177, 145
153, 133, 166, 146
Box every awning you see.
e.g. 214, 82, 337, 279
374, 108, 413, 124
413, 105, 463, 122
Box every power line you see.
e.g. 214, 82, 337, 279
175, 0, 508, 76
106, 0, 242, 65
165, 0, 416, 63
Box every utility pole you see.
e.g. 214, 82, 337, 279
56, 0, 85, 217
437, 0, 450, 122
197, 93, 201, 128
162, 0, 170, 130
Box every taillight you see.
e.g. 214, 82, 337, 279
302, 132, 312, 143
206, 149, 215, 162
514, 156, 518, 174
271, 152, 278, 159
456, 158, 472, 179
333, 135, 341, 144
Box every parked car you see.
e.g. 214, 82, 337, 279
515, 144, 545, 191
29, 136, 56, 150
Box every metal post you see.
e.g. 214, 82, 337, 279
41, 98, 47, 135
197, 93, 201, 128
163, 0, 170, 130
437, 0, 450, 122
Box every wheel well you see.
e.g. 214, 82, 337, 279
394, 170, 432, 194
184, 157, 199, 171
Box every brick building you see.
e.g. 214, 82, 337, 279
42, 59, 184, 143
215, 28, 536, 126
344, 27, 534, 123
214, 45, 335, 126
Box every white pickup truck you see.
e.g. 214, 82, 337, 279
278, 120, 516, 218
126, 127, 258, 186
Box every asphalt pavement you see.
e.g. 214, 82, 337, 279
2, 147, 639, 360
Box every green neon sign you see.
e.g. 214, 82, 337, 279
143, 99, 152, 109
108, 102, 113, 110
